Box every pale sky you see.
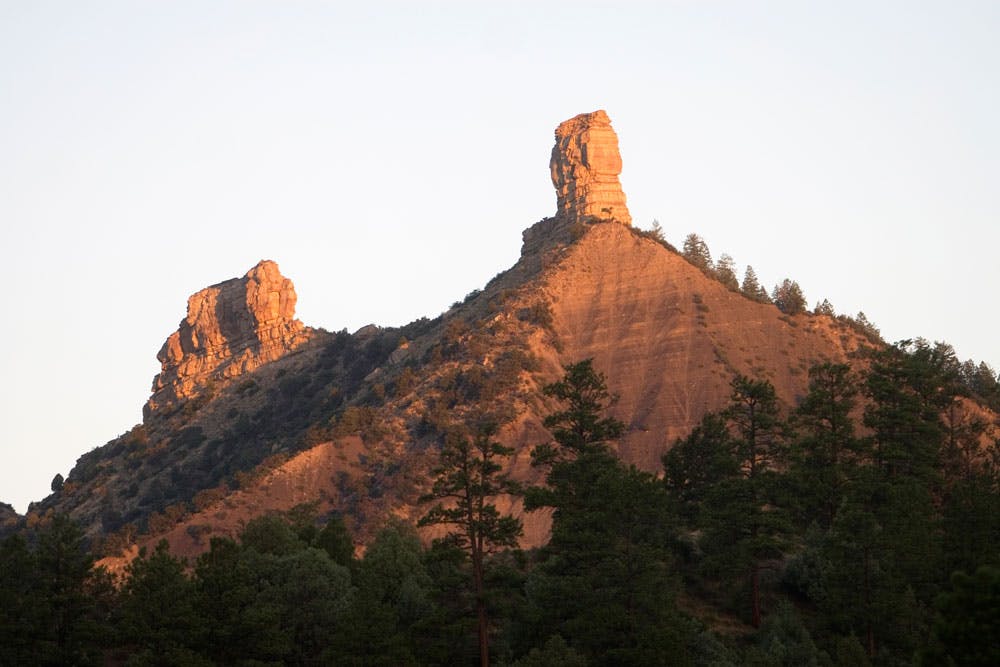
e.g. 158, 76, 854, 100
2, 1, 998, 513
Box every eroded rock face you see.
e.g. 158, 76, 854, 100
144, 260, 310, 418
550, 109, 631, 226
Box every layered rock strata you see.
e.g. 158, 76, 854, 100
550, 109, 631, 226
144, 260, 310, 417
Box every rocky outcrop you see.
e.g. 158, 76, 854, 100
550, 109, 631, 226
144, 260, 310, 418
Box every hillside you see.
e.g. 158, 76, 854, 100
32, 231, 874, 564
24, 111, 885, 560
8, 109, 1000, 667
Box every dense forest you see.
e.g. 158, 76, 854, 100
2, 341, 999, 666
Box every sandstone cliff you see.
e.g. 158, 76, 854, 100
550, 109, 631, 226
144, 260, 310, 418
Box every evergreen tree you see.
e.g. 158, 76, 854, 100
788, 362, 864, 529
0, 518, 115, 666
192, 518, 353, 665
864, 340, 954, 485
0, 534, 42, 665
741, 265, 771, 303
259, 545, 352, 664
239, 513, 305, 556
772, 279, 807, 315
818, 471, 895, 659
316, 513, 356, 568
811, 341, 959, 661
682, 233, 713, 273
663, 413, 738, 527
715, 253, 740, 291
524, 360, 691, 665
511, 634, 588, 667
33, 514, 103, 665
744, 601, 824, 666
119, 540, 207, 664
194, 536, 263, 664
527, 463, 689, 665
530, 359, 624, 466
646, 219, 666, 244
335, 522, 435, 665
701, 375, 789, 628
958, 360, 1000, 410
922, 566, 1000, 666
939, 399, 1000, 576
419, 421, 522, 667
853, 311, 882, 341
814, 298, 835, 316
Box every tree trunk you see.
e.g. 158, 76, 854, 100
864, 548, 875, 658
750, 564, 761, 628
473, 550, 489, 667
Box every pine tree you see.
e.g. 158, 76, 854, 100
120, 540, 206, 663
0, 534, 41, 665
772, 279, 807, 315
337, 522, 435, 664
814, 298, 835, 316
715, 254, 740, 291
419, 421, 523, 667
863, 340, 954, 484
524, 360, 691, 664
315, 514, 356, 568
700, 375, 789, 628
812, 342, 959, 661
741, 265, 771, 303
34, 514, 102, 665
682, 233, 713, 273
923, 566, 1000, 666
788, 362, 864, 529
663, 412, 738, 527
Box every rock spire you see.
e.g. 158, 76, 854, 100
550, 109, 631, 226
144, 260, 310, 418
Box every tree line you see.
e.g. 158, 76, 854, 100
3, 344, 999, 665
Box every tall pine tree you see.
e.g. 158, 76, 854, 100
419, 421, 522, 667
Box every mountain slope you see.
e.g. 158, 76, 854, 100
26, 110, 879, 559
70, 216, 876, 566
535, 221, 872, 470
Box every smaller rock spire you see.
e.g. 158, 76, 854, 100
144, 260, 309, 418
550, 110, 631, 226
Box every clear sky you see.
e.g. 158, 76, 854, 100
2, 1, 998, 513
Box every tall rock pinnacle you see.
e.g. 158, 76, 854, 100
144, 260, 310, 418
550, 109, 631, 226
